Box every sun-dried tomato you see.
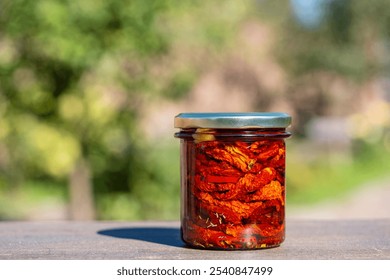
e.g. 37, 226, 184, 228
175, 113, 291, 250
182, 137, 287, 249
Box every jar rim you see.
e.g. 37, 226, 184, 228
174, 112, 291, 129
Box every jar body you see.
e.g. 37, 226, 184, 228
176, 128, 289, 250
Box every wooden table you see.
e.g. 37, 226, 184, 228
0, 220, 389, 260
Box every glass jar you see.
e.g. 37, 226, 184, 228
174, 112, 291, 250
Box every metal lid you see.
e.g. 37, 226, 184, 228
174, 112, 291, 129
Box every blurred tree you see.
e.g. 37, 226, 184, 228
0, 0, 170, 219
256, 0, 390, 136
0, 0, 247, 220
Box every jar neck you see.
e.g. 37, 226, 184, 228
175, 128, 291, 139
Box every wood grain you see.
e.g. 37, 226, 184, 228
0, 220, 389, 260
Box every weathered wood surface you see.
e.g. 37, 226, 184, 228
0, 220, 389, 260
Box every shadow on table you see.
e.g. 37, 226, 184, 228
97, 227, 184, 248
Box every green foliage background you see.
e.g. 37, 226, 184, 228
1, 0, 389, 220
0, 0, 249, 220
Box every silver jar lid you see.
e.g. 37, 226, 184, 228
174, 112, 291, 129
